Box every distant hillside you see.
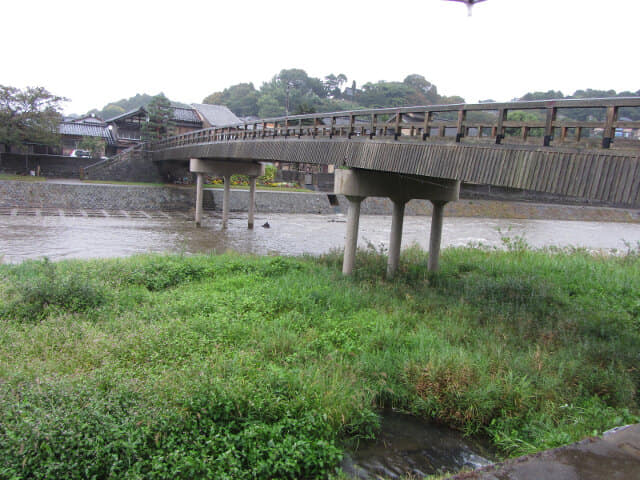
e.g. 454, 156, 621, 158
87, 93, 190, 120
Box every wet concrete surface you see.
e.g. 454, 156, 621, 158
342, 411, 496, 479
1, 209, 640, 263
449, 424, 640, 480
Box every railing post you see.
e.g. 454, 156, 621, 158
422, 111, 432, 140
602, 105, 618, 149
394, 112, 402, 140
456, 108, 466, 142
495, 108, 507, 144
544, 106, 557, 146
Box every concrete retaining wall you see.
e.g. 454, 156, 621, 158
0, 181, 196, 210
1, 180, 638, 222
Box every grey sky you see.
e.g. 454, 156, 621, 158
3, 0, 638, 115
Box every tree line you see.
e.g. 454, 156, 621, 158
201, 69, 466, 118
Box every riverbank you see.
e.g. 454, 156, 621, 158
1, 247, 638, 478
1, 178, 639, 222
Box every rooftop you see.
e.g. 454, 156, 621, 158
191, 103, 241, 127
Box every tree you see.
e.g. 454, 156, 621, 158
102, 104, 126, 120
403, 74, 439, 105
324, 73, 348, 98
141, 94, 174, 142
203, 83, 259, 117
0, 85, 65, 153
78, 136, 106, 158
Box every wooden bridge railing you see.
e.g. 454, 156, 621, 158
152, 97, 640, 152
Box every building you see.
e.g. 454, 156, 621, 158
58, 115, 118, 156
191, 104, 241, 128
105, 106, 205, 154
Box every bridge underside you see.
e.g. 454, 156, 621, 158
153, 138, 640, 208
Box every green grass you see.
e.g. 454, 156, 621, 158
204, 183, 313, 193
0, 243, 638, 479
81, 180, 167, 187
0, 174, 47, 182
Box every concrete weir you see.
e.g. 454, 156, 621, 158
190, 158, 264, 229
334, 169, 460, 277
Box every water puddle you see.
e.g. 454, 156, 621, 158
342, 411, 496, 479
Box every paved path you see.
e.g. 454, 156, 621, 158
450, 424, 640, 480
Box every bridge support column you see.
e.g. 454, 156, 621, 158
343, 195, 364, 275
335, 168, 459, 277
428, 201, 447, 272
248, 176, 257, 229
195, 172, 204, 227
222, 175, 231, 229
387, 199, 407, 278
189, 158, 264, 230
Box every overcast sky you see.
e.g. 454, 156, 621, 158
3, 0, 639, 115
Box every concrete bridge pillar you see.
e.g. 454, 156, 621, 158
428, 201, 447, 272
248, 176, 257, 229
387, 198, 407, 278
343, 195, 365, 275
335, 169, 459, 277
195, 172, 204, 227
222, 175, 231, 229
189, 158, 264, 230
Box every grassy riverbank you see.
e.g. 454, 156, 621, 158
1, 243, 639, 479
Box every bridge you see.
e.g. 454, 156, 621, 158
148, 97, 640, 277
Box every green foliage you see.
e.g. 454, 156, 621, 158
142, 94, 175, 142
201, 69, 462, 118
0, 85, 65, 152
203, 83, 260, 117
0, 258, 106, 321
1, 248, 639, 477
78, 135, 106, 158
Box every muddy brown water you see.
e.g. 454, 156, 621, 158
1, 210, 639, 263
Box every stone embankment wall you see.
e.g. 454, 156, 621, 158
0, 181, 196, 211
0, 153, 95, 178
1, 180, 638, 222
82, 149, 167, 183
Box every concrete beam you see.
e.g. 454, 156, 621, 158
334, 168, 460, 202
190, 158, 264, 177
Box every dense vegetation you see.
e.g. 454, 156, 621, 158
85, 68, 640, 121
1, 243, 639, 479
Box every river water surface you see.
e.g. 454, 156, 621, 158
1, 210, 639, 263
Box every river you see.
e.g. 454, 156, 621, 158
1, 209, 639, 263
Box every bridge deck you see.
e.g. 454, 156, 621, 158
149, 98, 640, 207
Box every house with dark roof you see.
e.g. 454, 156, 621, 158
58, 115, 117, 156
105, 106, 204, 153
